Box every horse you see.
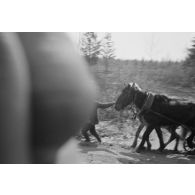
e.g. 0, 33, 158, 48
115, 82, 194, 151
129, 103, 183, 151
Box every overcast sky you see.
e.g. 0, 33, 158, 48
68, 32, 195, 61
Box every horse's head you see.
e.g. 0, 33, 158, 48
115, 82, 140, 111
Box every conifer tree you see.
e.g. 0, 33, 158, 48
101, 33, 115, 71
185, 38, 195, 66
101, 33, 115, 59
183, 37, 195, 84
80, 32, 101, 65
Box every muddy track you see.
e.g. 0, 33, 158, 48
76, 121, 195, 164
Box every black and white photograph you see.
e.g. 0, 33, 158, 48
1, 1, 195, 194
1, 32, 195, 164
69, 32, 195, 164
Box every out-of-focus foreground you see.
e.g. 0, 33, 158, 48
0, 33, 96, 163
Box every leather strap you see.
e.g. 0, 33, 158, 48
138, 92, 155, 116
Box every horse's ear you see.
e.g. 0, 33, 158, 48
132, 82, 135, 87
127, 83, 131, 88
128, 82, 132, 87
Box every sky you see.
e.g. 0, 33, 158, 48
68, 32, 195, 61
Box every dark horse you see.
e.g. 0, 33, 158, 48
115, 82, 195, 151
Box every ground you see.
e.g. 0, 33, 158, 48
74, 59, 195, 164
75, 120, 195, 164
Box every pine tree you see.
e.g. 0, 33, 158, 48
101, 33, 115, 59
80, 32, 101, 65
183, 37, 195, 84
101, 33, 115, 71
185, 38, 195, 66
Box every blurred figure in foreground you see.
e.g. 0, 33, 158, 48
81, 101, 115, 143
0, 32, 96, 163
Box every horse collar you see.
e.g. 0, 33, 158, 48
144, 92, 155, 110
133, 91, 155, 117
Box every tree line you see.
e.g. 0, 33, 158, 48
79, 32, 195, 85
79, 32, 115, 65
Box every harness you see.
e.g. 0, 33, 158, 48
129, 91, 154, 120
137, 92, 155, 117
130, 90, 193, 132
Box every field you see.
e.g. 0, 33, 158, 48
73, 59, 195, 164
90, 59, 195, 120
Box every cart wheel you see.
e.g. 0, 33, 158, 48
183, 138, 195, 152
184, 139, 191, 152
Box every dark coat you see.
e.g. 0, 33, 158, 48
89, 102, 114, 125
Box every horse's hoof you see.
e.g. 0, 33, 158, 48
147, 145, 152, 150
97, 138, 101, 143
136, 146, 145, 153
131, 144, 136, 148
158, 147, 165, 152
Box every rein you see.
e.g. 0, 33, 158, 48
129, 89, 192, 131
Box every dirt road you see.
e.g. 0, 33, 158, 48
75, 121, 195, 164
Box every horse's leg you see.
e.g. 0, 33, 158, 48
165, 126, 180, 151
186, 131, 195, 149
146, 137, 152, 150
180, 127, 189, 150
82, 131, 90, 142
181, 127, 188, 140
131, 123, 145, 148
89, 124, 101, 143
165, 130, 176, 146
136, 125, 154, 152
184, 119, 195, 150
173, 135, 180, 151
155, 127, 165, 151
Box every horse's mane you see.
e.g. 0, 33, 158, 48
129, 82, 142, 91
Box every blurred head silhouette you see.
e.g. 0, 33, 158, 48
0, 32, 97, 163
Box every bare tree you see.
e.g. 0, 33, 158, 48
145, 33, 159, 60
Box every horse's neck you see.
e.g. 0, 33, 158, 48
134, 90, 148, 110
